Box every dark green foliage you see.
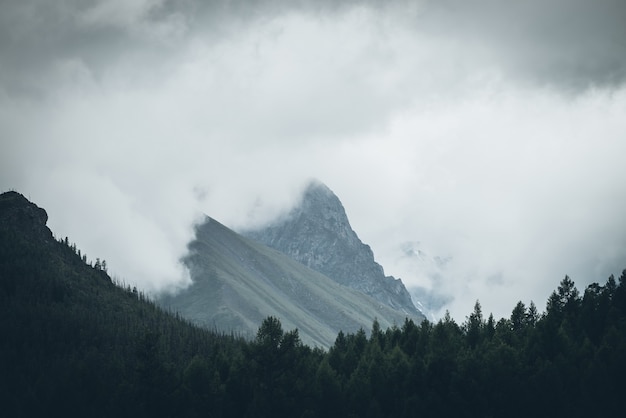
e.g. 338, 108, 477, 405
0, 192, 244, 417
1, 191, 625, 417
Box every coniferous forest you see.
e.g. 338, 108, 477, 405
1, 191, 625, 417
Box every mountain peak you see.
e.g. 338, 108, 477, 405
0, 191, 47, 222
0, 191, 51, 241
243, 182, 424, 320
301, 180, 335, 201
297, 180, 344, 218
289, 180, 354, 240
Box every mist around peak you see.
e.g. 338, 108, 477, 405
242, 181, 425, 320
2, 0, 625, 321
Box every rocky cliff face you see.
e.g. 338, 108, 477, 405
0, 191, 52, 243
242, 181, 424, 320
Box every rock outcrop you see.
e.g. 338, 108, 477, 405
0, 191, 52, 243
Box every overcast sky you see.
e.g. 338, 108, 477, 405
2, 0, 626, 321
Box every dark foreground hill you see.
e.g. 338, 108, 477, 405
0, 191, 249, 417
1, 191, 625, 417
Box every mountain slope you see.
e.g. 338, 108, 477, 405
160, 216, 413, 348
0, 191, 246, 417
242, 181, 424, 320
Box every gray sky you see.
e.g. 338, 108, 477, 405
2, 0, 626, 320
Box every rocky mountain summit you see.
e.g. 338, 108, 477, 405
242, 181, 424, 320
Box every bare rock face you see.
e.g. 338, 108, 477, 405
242, 181, 424, 320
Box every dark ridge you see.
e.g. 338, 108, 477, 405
0, 191, 50, 241
0, 191, 245, 416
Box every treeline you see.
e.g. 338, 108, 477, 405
229, 273, 626, 418
1, 193, 625, 417
318, 273, 626, 417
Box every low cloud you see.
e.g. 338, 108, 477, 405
1, 0, 625, 317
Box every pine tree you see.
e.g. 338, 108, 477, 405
466, 300, 484, 348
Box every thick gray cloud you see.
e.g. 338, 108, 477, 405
2, 0, 625, 94
425, 0, 626, 89
1, 0, 625, 319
